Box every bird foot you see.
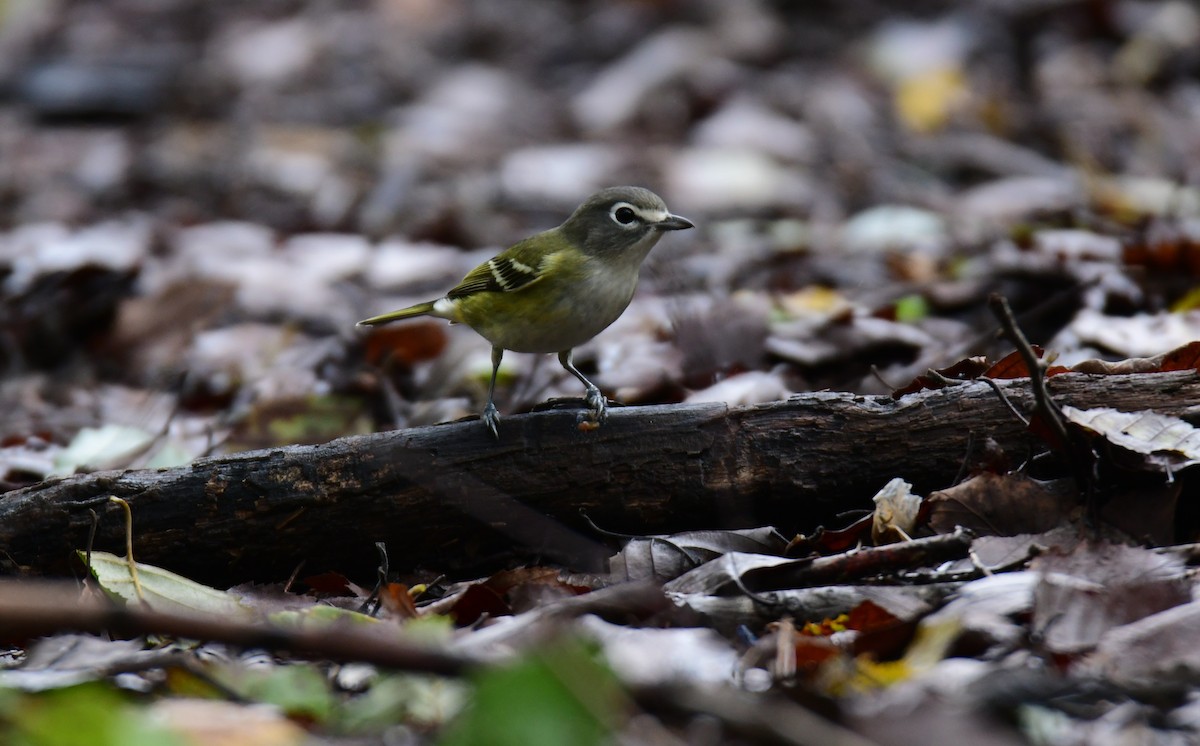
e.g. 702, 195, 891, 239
578, 385, 608, 426
482, 402, 501, 439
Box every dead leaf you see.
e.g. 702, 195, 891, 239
662, 552, 801, 596
785, 514, 873, 557
611, 527, 788, 583
101, 279, 236, 376
0, 636, 156, 692
928, 473, 1078, 536
1159, 340, 1200, 372
1069, 340, 1200, 375
923, 571, 1037, 656
1061, 406, 1200, 471
301, 571, 354, 596
444, 583, 509, 626
872, 478, 923, 545
363, 321, 448, 367
1083, 599, 1200, 688
84, 550, 253, 620
1060, 309, 1200, 358
891, 356, 990, 398
429, 567, 589, 626
982, 348, 1038, 379
846, 600, 915, 660
1098, 480, 1181, 546
1031, 542, 1189, 655
379, 583, 419, 618
982, 347, 1070, 380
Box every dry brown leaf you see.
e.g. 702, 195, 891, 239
927, 473, 1077, 536
611, 527, 788, 583
890, 356, 990, 398
363, 320, 448, 367
1083, 600, 1200, 689
1031, 542, 1189, 655
1069, 340, 1200, 375
981, 346, 1068, 380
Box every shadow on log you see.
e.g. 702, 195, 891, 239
1, 371, 1197, 586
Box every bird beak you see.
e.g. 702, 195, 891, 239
655, 214, 694, 231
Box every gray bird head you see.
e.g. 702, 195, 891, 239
560, 186, 693, 258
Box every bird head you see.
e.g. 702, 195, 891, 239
560, 186, 693, 259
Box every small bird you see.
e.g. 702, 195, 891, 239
359, 186, 693, 437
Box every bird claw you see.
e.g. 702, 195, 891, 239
579, 385, 608, 425
482, 402, 501, 439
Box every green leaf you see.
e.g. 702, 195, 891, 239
229, 665, 336, 723
894, 294, 930, 323
80, 551, 252, 620
439, 640, 622, 746
262, 395, 372, 445
2, 683, 185, 746
269, 604, 381, 628
339, 675, 467, 733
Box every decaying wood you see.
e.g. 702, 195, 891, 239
1, 371, 1197, 585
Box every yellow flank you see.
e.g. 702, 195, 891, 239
455, 249, 604, 353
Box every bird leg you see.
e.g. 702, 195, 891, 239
558, 350, 607, 424
482, 346, 503, 438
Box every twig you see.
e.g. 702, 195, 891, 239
951, 430, 975, 487
746, 529, 974, 591
85, 509, 99, 571
0, 580, 470, 676
979, 376, 1029, 427
987, 294, 1070, 448
282, 561, 305, 594
869, 365, 898, 391
359, 542, 389, 617
987, 293, 1097, 512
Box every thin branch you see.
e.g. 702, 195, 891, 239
0, 580, 471, 676
979, 376, 1029, 427
987, 294, 1069, 447
748, 529, 974, 591
988, 293, 1097, 511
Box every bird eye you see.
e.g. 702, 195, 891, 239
613, 206, 638, 225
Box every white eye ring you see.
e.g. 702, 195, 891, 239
610, 202, 640, 228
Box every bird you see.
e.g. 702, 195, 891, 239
358, 186, 693, 437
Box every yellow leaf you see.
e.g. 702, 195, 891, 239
895, 67, 966, 133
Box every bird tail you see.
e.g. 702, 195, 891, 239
357, 301, 438, 327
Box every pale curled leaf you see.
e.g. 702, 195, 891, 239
1061, 406, 1200, 469
82, 550, 253, 619
871, 477, 922, 544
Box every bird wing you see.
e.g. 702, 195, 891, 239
446, 232, 561, 300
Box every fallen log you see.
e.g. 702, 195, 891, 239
1, 371, 1197, 586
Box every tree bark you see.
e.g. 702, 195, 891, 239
2, 371, 1197, 586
